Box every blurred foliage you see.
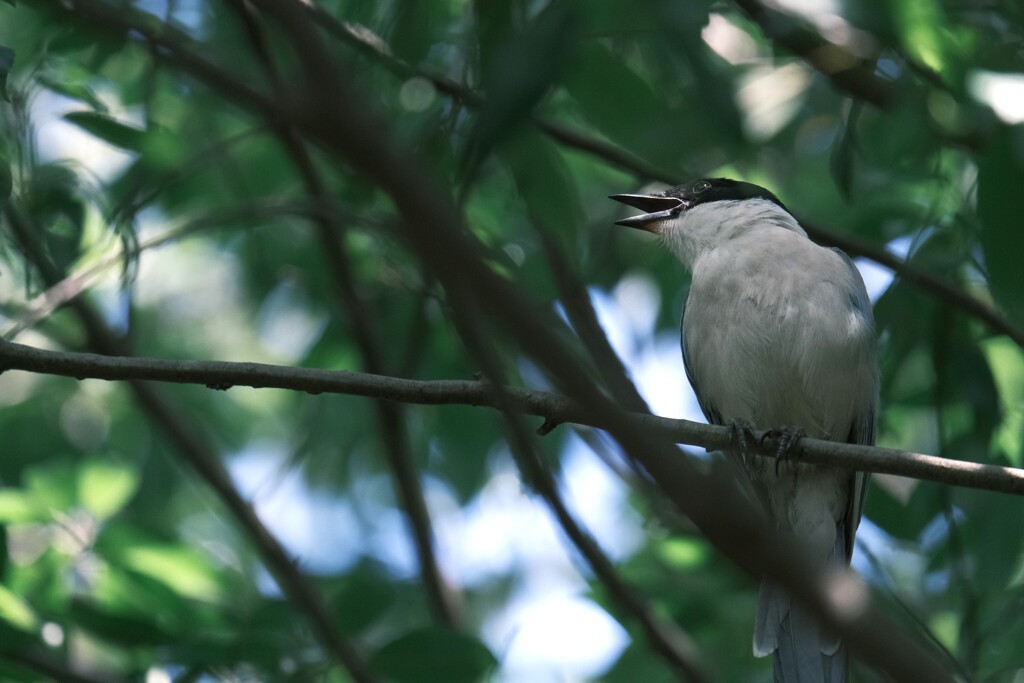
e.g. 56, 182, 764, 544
0, 0, 1021, 681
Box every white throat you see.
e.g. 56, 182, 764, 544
658, 199, 805, 270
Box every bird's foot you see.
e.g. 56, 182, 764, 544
728, 419, 757, 454
761, 426, 806, 475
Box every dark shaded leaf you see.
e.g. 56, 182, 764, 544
0, 526, 7, 582
432, 405, 499, 502
979, 585, 1024, 676
67, 600, 172, 647
390, 0, 439, 64
866, 479, 942, 541
561, 42, 664, 161
831, 103, 861, 200
63, 111, 145, 152
959, 488, 1024, 592
38, 73, 108, 113
370, 627, 497, 683
463, 3, 576, 174
24, 165, 87, 276
0, 153, 11, 214
500, 130, 583, 241
331, 565, 397, 637
977, 125, 1024, 326
474, 0, 514, 73
0, 44, 12, 102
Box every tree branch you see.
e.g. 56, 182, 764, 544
799, 220, 1024, 348
728, 0, 897, 108
1, 339, 1021, 498
225, 0, 462, 630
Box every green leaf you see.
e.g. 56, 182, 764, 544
331, 566, 397, 636
370, 627, 497, 683
562, 42, 662, 158
0, 490, 48, 524
78, 459, 139, 520
463, 3, 576, 174
978, 125, 1024, 327
63, 111, 145, 152
500, 131, 583, 237
116, 544, 225, 602
38, 69, 108, 113
960, 488, 1024, 591
0, 154, 11, 215
560, 40, 700, 176
0, 586, 38, 632
390, 0, 439, 63
25, 164, 87, 276
23, 458, 77, 515
830, 103, 861, 200
68, 600, 171, 647
0, 45, 13, 102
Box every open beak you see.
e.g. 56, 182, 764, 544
609, 194, 684, 231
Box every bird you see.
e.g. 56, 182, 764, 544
611, 178, 878, 683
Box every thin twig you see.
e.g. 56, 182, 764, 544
800, 221, 1024, 347
1, 339, 1022, 498
728, 0, 897, 108
2, 201, 326, 340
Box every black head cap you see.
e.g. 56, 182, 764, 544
610, 177, 789, 230
665, 177, 788, 213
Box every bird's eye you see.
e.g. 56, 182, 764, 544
693, 181, 711, 193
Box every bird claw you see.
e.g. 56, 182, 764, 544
728, 419, 757, 453
761, 426, 807, 475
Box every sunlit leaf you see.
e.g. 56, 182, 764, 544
115, 544, 225, 602
23, 459, 77, 515
0, 490, 48, 524
78, 459, 139, 521
0, 586, 38, 632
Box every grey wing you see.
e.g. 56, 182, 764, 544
831, 247, 874, 334
680, 307, 723, 426
832, 247, 879, 560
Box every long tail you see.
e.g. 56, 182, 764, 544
755, 581, 847, 682
755, 525, 849, 683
